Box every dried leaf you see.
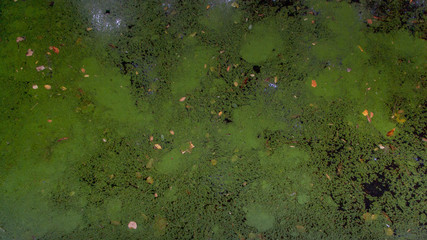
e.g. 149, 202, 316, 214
16, 36, 25, 43
311, 79, 317, 88
26, 49, 34, 56
362, 109, 369, 116
386, 128, 395, 137
146, 176, 154, 184
49, 46, 60, 54
36, 65, 45, 71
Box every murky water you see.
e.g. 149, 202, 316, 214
0, 0, 426, 239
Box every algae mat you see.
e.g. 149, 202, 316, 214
0, 0, 426, 239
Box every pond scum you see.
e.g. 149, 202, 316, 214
0, 0, 425, 239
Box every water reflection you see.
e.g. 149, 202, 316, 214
90, 7, 122, 31
79, 0, 125, 32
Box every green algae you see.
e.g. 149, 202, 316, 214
240, 18, 283, 64
0, 0, 426, 239
170, 44, 217, 97
245, 204, 275, 232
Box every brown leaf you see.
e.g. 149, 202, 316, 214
386, 128, 395, 137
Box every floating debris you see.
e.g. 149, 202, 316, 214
26, 49, 33, 56
16, 36, 24, 42
36, 65, 45, 71
311, 79, 317, 88
128, 221, 137, 229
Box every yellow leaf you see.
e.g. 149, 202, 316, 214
146, 176, 154, 184
385, 228, 394, 236
362, 109, 369, 116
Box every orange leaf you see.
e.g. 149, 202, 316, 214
50, 46, 59, 54
311, 80, 317, 88
386, 128, 395, 137
362, 109, 369, 116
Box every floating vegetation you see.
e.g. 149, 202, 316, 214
0, 0, 425, 239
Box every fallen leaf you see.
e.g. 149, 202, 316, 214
311, 79, 317, 88
385, 228, 394, 236
44, 84, 51, 90
16, 36, 25, 43
128, 221, 137, 230
49, 46, 59, 54
179, 97, 186, 102
362, 109, 369, 116
57, 137, 68, 142
154, 144, 162, 149
26, 49, 34, 56
386, 128, 395, 137
36, 65, 45, 71
393, 113, 406, 123
146, 176, 154, 184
